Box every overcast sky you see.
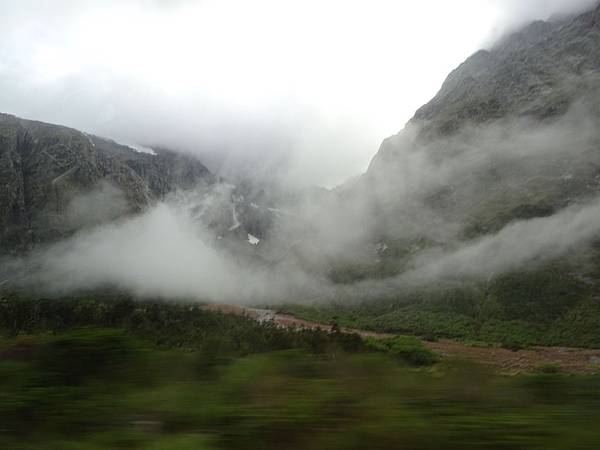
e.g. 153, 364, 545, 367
0, 0, 597, 187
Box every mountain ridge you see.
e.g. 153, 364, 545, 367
0, 113, 214, 254
377, 4, 600, 146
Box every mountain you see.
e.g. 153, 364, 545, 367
277, 4, 600, 347
237, 5, 600, 289
370, 4, 600, 166
0, 113, 214, 254
363, 3, 600, 248
416, 4, 600, 138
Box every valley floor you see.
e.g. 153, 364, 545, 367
204, 304, 600, 373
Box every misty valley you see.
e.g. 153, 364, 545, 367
3, 1, 600, 449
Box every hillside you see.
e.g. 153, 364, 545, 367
0, 113, 214, 254
331, 5, 600, 279
366, 4, 600, 235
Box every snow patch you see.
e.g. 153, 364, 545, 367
128, 143, 157, 155
82, 132, 95, 148
376, 242, 389, 252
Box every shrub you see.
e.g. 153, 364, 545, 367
367, 336, 438, 366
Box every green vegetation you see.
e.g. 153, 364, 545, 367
2, 295, 600, 448
0, 294, 364, 355
279, 266, 600, 349
366, 335, 439, 366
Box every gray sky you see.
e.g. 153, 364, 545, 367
0, 0, 597, 187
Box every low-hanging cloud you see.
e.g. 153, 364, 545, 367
404, 198, 600, 283
4, 102, 600, 304
14, 185, 329, 302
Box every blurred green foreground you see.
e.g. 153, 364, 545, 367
1, 296, 600, 449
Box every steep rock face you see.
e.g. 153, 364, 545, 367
0, 114, 213, 254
